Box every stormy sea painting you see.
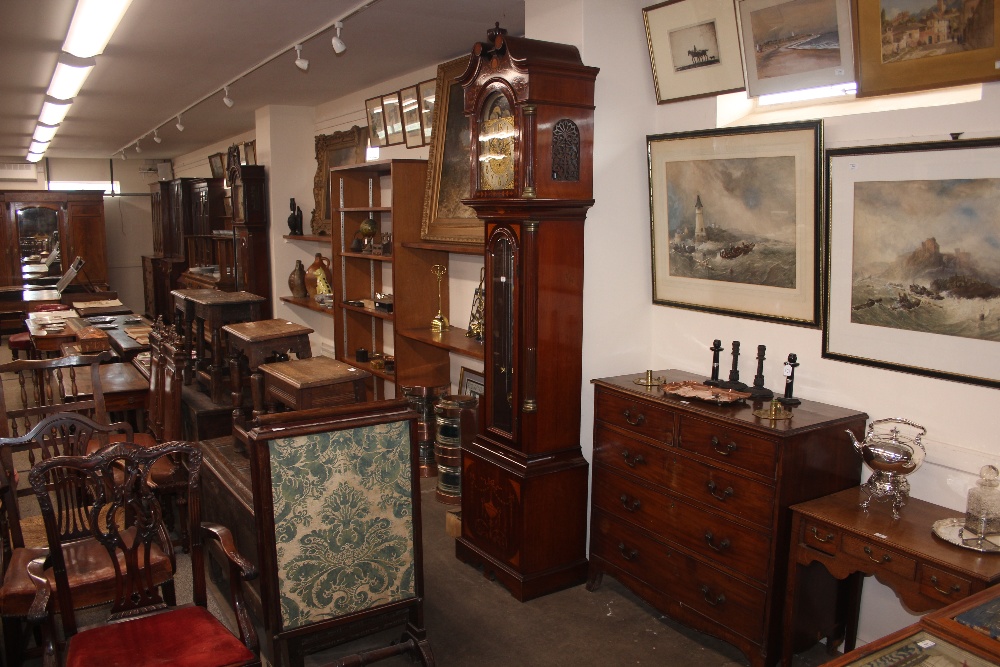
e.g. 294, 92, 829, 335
851, 178, 1000, 343
665, 156, 797, 288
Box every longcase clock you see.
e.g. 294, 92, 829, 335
455, 25, 599, 601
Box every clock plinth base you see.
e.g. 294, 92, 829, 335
456, 440, 590, 602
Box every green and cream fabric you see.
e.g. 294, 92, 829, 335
268, 421, 415, 630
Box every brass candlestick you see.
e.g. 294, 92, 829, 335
430, 264, 449, 332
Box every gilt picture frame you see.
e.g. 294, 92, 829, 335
642, 0, 746, 104
208, 152, 225, 179
852, 0, 1000, 97
738, 0, 855, 98
824, 137, 1000, 389
649, 120, 823, 326
420, 55, 481, 245
365, 96, 387, 148
310, 126, 368, 236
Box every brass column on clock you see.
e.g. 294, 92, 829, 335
454, 24, 599, 601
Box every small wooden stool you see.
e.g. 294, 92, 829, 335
260, 356, 370, 413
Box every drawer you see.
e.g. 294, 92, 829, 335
595, 388, 674, 444
663, 453, 775, 528
918, 564, 971, 605
677, 416, 777, 479
593, 423, 670, 486
671, 550, 767, 643
799, 518, 841, 557
590, 509, 675, 591
842, 534, 916, 580
592, 471, 771, 583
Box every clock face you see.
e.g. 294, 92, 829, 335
478, 92, 516, 191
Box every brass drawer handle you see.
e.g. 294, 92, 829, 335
623, 409, 645, 427
617, 542, 638, 562
620, 494, 641, 513
704, 530, 731, 552
700, 584, 725, 607
621, 450, 646, 468
930, 575, 961, 596
810, 526, 834, 543
706, 480, 733, 502
710, 436, 736, 456
863, 546, 892, 564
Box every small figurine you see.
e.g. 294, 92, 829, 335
287, 198, 303, 236
705, 339, 724, 387
750, 344, 774, 401
718, 340, 748, 392
778, 353, 801, 406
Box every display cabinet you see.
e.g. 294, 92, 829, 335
227, 148, 271, 318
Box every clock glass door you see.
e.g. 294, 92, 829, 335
488, 229, 516, 436
478, 91, 515, 192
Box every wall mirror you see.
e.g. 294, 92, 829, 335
15, 204, 62, 283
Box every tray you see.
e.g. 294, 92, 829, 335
660, 380, 751, 404
932, 517, 1000, 553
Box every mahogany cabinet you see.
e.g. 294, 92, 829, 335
0, 190, 109, 289
588, 369, 867, 667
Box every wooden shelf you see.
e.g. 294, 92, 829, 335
401, 240, 483, 256
341, 251, 393, 262
398, 326, 485, 361
282, 234, 332, 243
336, 206, 392, 213
339, 301, 393, 321
279, 295, 334, 317
336, 354, 394, 382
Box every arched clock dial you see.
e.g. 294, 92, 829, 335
478, 91, 516, 191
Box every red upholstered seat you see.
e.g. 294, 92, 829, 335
32, 304, 70, 312
65, 606, 255, 667
7, 332, 32, 360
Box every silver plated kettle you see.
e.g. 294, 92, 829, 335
846, 417, 927, 519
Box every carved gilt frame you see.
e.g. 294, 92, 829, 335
311, 126, 367, 236
419, 55, 482, 245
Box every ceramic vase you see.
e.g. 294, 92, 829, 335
304, 252, 332, 297
288, 259, 308, 298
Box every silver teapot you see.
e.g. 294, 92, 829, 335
846, 417, 927, 519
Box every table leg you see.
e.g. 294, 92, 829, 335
210, 327, 224, 405
781, 557, 802, 667
843, 572, 864, 653
229, 347, 245, 427
251, 370, 265, 420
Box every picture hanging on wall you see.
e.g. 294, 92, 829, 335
382, 92, 405, 146
365, 96, 387, 147
400, 85, 425, 148
648, 120, 823, 327
852, 0, 1000, 97
642, 0, 746, 104
737, 0, 855, 98
824, 137, 1000, 389
418, 78, 436, 144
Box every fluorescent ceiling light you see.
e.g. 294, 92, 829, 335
39, 98, 72, 125
47, 53, 96, 100
29, 140, 49, 154
33, 123, 58, 143
26, 152, 44, 163
62, 0, 133, 58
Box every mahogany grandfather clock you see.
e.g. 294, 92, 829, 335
455, 25, 599, 601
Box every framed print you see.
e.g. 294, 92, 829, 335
418, 78, 435, 144
310, 126, 368, 235
243, 140, 256, 165
852, 0, 1000, 97
208, 152, 225, 178
827, 628, 998, 667
648, 120, 823, 326
459, 366, 484, 401
642, 0, 746, 104
382, 92, 404, 146
365, 96, 387, 148
738, 0, 855, 98
420, 55, 481, 245
824, 137, 1000, 389
400, 85, 424, 148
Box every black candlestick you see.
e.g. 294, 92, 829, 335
718, 340, 749, 392
705, 339, 724, 386
750, 344, 773, 401
777, 353, 801, 407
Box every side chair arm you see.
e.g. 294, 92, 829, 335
200, 522, 257, 581
200, 521, 260, 653
26, 556, 60, 667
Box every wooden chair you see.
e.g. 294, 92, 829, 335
27, 440, 260, 667
0, 414, 176, 667
244, 399, 434, 667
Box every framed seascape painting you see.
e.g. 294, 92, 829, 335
852, 0, 1000, 97
824, 137, 1000, 389
642, 0, 746, 104
738, 0, 855, 98
648, 120, 823, 326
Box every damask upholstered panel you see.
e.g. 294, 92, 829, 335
267, 421, 416, 630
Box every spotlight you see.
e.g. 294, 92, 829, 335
175, 114, 184, 132
153, 129, 162, 143
120, 151, 127, 160
223, 86, 234, 108
294, 45, 309, 71
135, 142, 141, 153
331, 21, 346, 54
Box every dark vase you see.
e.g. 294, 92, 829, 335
288, 259, 308, 298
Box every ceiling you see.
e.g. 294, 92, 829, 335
0, 0, 525, 162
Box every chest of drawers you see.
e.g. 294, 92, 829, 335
588, 370, 867, 667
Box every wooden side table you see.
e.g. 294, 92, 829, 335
171, 288, 217, 383
223, 319, 314, 422
782, 487, 1000, 666
259, 356, 370, 413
